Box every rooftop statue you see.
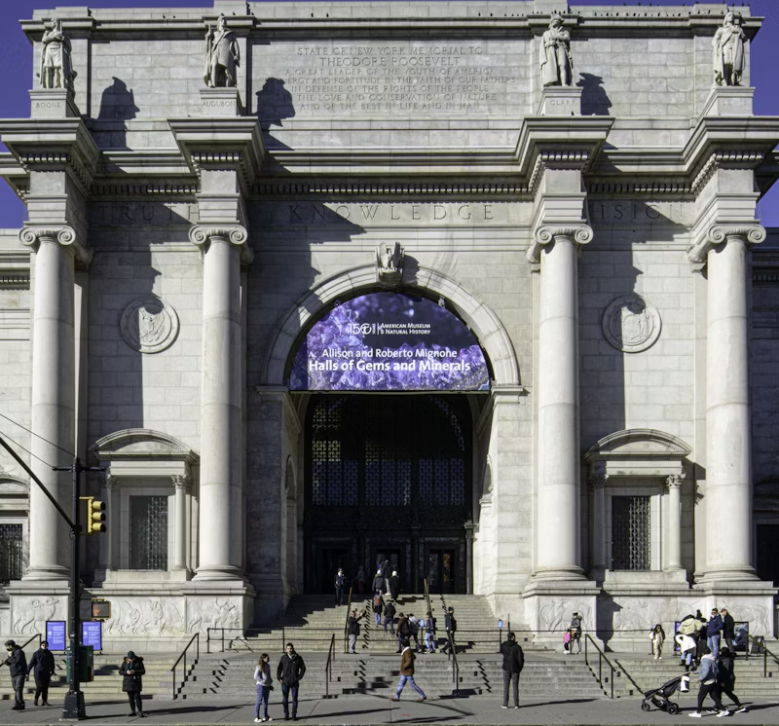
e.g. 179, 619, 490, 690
712, 12, 746, 87
540, 12, 573, 87
39, 18, 77, 96
204, 15, 240, 88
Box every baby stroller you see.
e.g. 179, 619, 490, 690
640, 674, 690, 715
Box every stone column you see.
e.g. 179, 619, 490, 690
529, 225, 592, 580
589, 474, 606, 576
172, 475, 190, 571
665, 474, 684, 572
19, 226, 84, 581
697, 225, 765, 580
190, 225, 250, 581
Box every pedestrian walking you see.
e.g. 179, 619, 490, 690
277, 643, 306, 722
391, 638, 427, 702
570, 612, 582, 654
372, 569, 385, 596
372, 592, 384, 626
440, 606, 457, 655
383, 600, 396, 635
253, 653, 273, 723
408, 614, 423, 652
119, 650, 146, 717
720, 609, 735, 653
334, 568, 345, 606
651, 624, 666, 660
3, 640, 27, 710
389, 570, 400, 601
500, 632, 524, 709
382, 559, 391, 595
397, 612, 410, 653
355, 565, 366, 595
424, 611, 436, 653
348, 609, 365, 654
688, 652, 729, 718
28, 640, 55, 706
676, 632, 697, 669
706, 608, 723, 659
717, 647, 747, 713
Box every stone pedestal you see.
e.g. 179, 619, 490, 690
29, 89, 80, 119
701, 87, 754, 117
522, 580, 599, 648
537, 86, 582, 116
199, 88, 242, 117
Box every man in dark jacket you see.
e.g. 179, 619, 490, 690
347, 609, 364, 654
706, 608, 723, 659
372, 569, 385, 596
334, 568, 345, 606
28, 640, 56, 706
720, 608, 735, 653
717, 647, 747, 713
440, 607, 457, 655
277, 642, 306, 721
119, 651, 146, 717
3, 640, 27, 710
389, 571, 400, 601
396, 613, 410, 654
383, 600, 396, 634
500, 632, 525, 708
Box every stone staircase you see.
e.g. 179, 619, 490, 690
614, 655, 779, 699
0, 653, 184, 702
180, 651, 607, 700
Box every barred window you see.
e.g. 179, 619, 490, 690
0, 524, 24, 583
611, 495, 651, 570
130, 496, 168, 570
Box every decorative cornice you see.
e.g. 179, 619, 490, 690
526, 224, 593, 264
252, 180, 528, 197
18, 225, 92, 265
691, 151, 766, 195
586, 180, 693, 196
92, 181, 198, 198
687, 223, 767, 265
188, 224, 253, 265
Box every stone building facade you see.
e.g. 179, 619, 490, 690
0, 1, 778, 649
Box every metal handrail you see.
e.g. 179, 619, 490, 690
748, 634, 779, 678
584, 633, 619, 699
19, 633, 42, 652
206, 627, 251, 654
449, 636, 460, 696
343, 586, 353, 654
170, 633, 199, 700
423, 578, 433, 623
325, 633, 336, 698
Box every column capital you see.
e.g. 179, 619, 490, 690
172, 474, 191, 491
189, 224, 253, 265
527, 224, 593, 265
19, 225, 92, 265
588, 473, 606, 492
687, 223, 766, 268
102, 473, 117, 491
666, 473, 685, 490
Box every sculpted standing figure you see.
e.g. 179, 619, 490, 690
204, 15, 240, 88
712, 12, 746, 86
39, 18, 76, 95
540, 13, 573, 87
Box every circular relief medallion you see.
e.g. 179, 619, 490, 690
602, 295, 661, 353
120, 297, 180, 354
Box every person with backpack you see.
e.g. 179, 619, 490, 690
372, 592, 384, 626
383, 600, 396, 635
396, 612, 411, 654
500, 632, 525, 709
253, 653, 273, 723
119, 651, 146, 717
424, 611, 436, 653
717, 647, 747, 714
334, 568, 346, 606
390, 638, 427, 703
440, 607, 457, 656
569, 612, 582, 654
688, 652, 729, 718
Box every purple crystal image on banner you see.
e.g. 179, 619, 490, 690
289, 293, 490, 392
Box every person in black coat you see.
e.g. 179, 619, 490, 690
389, 571, 401, 601
3, 640, 27, 710
500, 632, 525, 708
372, 569, 385, 595
277, 643, 306, 721
28, 640, 56, 706
383, 600, 397, 634
717, 647, 747, 713
119, 651, 146, 717
440, 607, 457, 655
720, 608, 735, 652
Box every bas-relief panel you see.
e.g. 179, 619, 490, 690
11, 596, 65, 634
253, 39, 530, 120
104, 598, 185, 636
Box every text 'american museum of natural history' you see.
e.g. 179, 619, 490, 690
0, 0, 778, 650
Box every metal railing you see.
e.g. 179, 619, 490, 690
449, 635, 460, 696
170, 632, 199, 700
325, 633, 336, 698
584, 633, 619, 699
748, 634, 779, 678
206, 627, 254, 654
343, 586, 353, 654
19, 633, 42, 652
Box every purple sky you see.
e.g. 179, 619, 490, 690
1, 0, 777, 227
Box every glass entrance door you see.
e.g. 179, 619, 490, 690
426, 547, 456, 594
373, 547, 402, 581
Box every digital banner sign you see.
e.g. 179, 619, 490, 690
290, 293, 490, 392
46, 621, 66, 651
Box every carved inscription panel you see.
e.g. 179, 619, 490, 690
254, 39, 530, 119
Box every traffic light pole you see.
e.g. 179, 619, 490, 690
54, 457, 103, 721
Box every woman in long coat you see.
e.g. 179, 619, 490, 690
28, 640, 56, 706
119, 651, 146, 717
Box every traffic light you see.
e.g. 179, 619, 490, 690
86, 498, 106, 535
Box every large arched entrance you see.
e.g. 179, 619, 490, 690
304, 393, 473, 595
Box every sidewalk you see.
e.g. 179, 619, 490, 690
0, 693, 777, 725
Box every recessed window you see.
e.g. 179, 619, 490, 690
130, 496, 168, 570
611, 495, 651, 570
0, 524, 24, 583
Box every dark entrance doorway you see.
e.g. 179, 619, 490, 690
757, 524, 779, 586
426, 547, 456, 594
303, 394, 473, 594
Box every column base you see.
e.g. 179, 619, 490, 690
199, 88, 242, 117
29, 89, 80, 118
193, 565, 249, 582
522, 578, 600, 648
531, 565, 588, 582
697, 566, 760, 583
22, 565, 71, 581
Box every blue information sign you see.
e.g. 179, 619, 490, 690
82, 620, 102, 652
46, 621, 66, 651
